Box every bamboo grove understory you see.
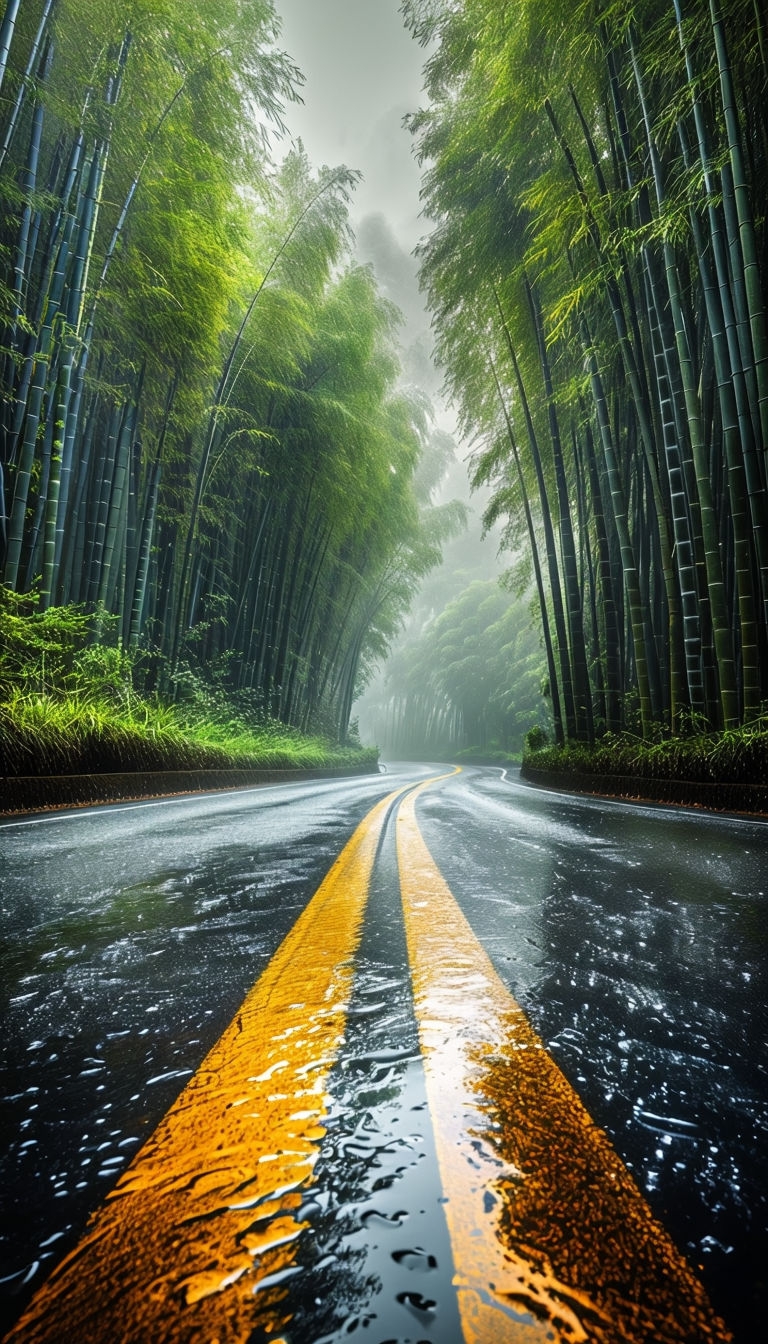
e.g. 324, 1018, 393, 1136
404, 0, 768, 743
0, 0, 452, 743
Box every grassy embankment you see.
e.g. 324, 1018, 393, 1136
522, 720, 768, 805
0, 592, 377, 778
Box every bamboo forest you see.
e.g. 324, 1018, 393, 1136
1, 0, 767, 789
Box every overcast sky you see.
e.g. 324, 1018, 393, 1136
274, 0, 428, 247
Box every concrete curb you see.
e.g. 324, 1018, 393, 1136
0, 764, 380, 815
520, 764, 768, 816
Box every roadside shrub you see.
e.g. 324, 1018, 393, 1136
0, 587, 98, 695
525, 724, 549, 753
522, 720, 768, 786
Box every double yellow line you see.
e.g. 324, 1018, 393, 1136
7, 771, 731, 1344
397, 779, 730, 1344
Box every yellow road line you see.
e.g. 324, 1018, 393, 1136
6, 780, 422, 1344
396, 778, 732, 1344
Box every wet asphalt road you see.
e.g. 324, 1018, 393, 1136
0, 765, 766, 1342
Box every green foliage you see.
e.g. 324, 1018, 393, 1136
525, 724, 549, 753
0, 586, 113, 695
0, 12, 450, 752
406, 0, 768, 745
1, 687, 377, 777
0, 591, 377, 777
455, 747, 522, 764
523, 719, 768, 786
373, 578, 550, 758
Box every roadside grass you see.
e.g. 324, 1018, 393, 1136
1, 689, 379, 776
523, 718, 768, 786
0, 591, 377, 776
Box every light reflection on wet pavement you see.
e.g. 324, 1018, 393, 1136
415, 770, 768, 1344
287, 814, 462, 1342
0, 775, 423, 1332
1, 766, 766, 1342
1, 847, 309, 1309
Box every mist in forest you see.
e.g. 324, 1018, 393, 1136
350, 216, 548, 760
272, 3, 547, 756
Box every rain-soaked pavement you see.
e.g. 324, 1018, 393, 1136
0, 765, 766, 1342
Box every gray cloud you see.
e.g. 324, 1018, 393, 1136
275, 0, 427, 245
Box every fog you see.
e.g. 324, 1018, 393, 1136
276, 0, 426, 247
274, 2, 545, 755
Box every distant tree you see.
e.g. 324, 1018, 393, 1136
372, 578, 549, 757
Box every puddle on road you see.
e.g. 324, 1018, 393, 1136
289, 1008, 457, 1343
415, 778, 768, 1343
2, 800, 465, 1344
0, 837, 341, 1334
